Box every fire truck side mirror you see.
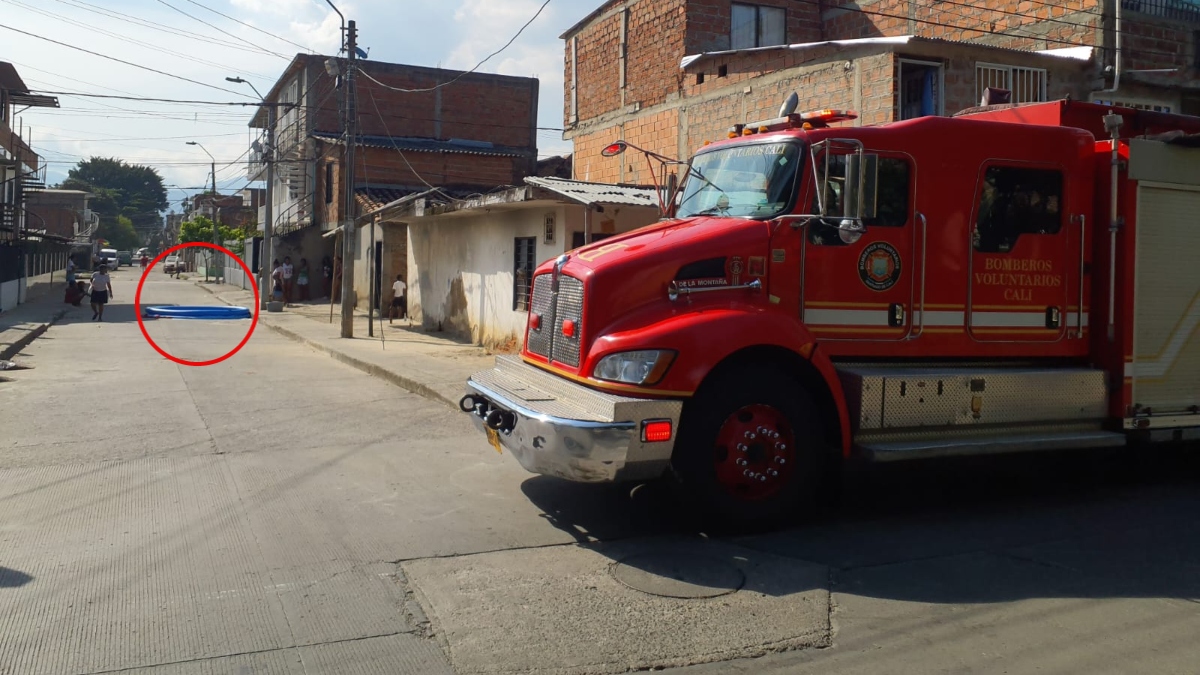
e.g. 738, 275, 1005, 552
843, 153, 879, 221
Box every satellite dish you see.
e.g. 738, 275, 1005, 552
779, 92, 799, 117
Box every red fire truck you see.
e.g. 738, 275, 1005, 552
460, 99, 1200, 525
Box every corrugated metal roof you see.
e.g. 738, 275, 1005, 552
680, 35, 1095, 70
314, 132, 528, 157
524, 177, 658, 208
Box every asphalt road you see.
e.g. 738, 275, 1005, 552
1, 269, 1198, 674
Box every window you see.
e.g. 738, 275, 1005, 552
809, 157, 911, 246
973, 166, 1063, 253
899, 60, 942, 120
731, 3, 786, 50
976, 63, 1046, 105
324, 162, 334, 203
513, 237, 537, 311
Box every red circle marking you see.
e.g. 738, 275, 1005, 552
135, 242, 260, 367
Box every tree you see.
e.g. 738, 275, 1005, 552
179, 216, 241, 246
96, 215, 141, 251
59, 157, 168, 233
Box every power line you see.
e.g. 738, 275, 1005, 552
49, 0, 293, 57
810, 0, 1186, 61
152, 0, 290, 61
0, 23, 258, 98
0, 0, 276, 83
30, 91, 297, 108
180, 0, 316, 54
356, 0, 552, 94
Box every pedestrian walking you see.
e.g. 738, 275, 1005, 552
332, 255, 343, 301
296, 258, 310, 301
89, 265, 113, 321
66, 256, 77, 286
281, 256, 294, 303
389, 274, 407, 323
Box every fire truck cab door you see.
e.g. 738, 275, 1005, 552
967, 163, 1077, 342
801, 154, 916, 340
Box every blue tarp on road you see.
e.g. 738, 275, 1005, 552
143, 305, 252, 320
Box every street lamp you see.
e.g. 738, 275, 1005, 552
227, 76, 274, 310
186, 141, 220, 282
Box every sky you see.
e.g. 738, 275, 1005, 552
1, 0, 599, 212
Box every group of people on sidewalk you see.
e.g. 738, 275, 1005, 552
63, 256, 114, 321
270, 256, 337, 305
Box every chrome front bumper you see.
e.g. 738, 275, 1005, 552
463, 355, 683, 483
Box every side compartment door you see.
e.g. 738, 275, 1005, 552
802, 154, 918, 340
967, 164, 1075, 342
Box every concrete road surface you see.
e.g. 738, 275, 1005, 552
1, 269, 1198, 674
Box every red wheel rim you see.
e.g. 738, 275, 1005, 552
713, 404, 796, 501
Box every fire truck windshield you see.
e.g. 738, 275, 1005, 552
676, 141, 802, 219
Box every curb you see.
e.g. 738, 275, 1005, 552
0, 308, 69, 361
195, 281, 458, 410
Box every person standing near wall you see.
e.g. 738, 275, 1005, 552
389, 274, 407, 323
296, 258, 310, 302
321, 256, 332, 299
66, 256, 77, 287
281, 256, 294, 304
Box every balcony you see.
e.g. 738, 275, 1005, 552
0, 117, 39, 172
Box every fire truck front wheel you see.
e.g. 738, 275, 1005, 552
668, 367, 826, 529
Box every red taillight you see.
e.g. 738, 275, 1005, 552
642, 420, 673, 443
530, 313, 541, 330
562, 319, 576, 337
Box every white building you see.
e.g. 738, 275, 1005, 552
364, 177, 661, 349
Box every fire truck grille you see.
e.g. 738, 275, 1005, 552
525, 274, 554, 358
551, 276, 584, 368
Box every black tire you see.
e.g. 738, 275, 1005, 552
668, 366, 830, 530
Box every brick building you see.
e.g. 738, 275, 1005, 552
563, 0, 1200, 183
23, 189, 97, 242
247, 55, 539, 309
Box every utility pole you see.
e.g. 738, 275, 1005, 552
228, 76, 275, 310
210, 159, 218, 282
339, 19, 358, 338
262, 107, 275, 309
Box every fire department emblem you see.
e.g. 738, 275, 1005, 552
858, 242, 901, 291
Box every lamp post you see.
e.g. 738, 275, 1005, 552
186, 141, 219, 282
227, 76, 274, 310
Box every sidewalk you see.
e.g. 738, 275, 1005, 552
0, 272, 72, 361
194, 280, 496, 409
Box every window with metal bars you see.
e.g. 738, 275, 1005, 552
975, 63, 1046, 105
513, 237, 537, 311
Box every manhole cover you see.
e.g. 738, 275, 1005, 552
610, 551, 745, 598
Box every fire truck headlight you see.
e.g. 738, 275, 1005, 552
593, 350, 676, 386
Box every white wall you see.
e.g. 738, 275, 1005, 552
0, 279, 19, 312
407, 202, 659, 348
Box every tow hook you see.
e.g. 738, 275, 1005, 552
459, 394, 482, 413
485, 409, 516, 433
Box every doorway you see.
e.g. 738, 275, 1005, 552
899, 60, 943, 120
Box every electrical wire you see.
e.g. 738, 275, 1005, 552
49, 0, 296, 57
0, 0, 275, 81
180, 0, 317, 54
152, 0, 291, 61
0, 23, 257, 98
355, 0, 552, 94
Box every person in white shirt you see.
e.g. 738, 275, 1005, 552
281, 256, 295, 303
89, 265, 113, 321
389, 274, 407, 323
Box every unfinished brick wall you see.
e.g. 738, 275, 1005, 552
820, 0, 1102, 47
685, 0, 820, 53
